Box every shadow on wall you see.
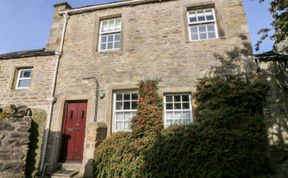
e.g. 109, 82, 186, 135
84, 159, 95, 178
211, 35, 288, 161
258, 59, 288, 162
141, 38, 273, 177
25, 109, 46, 178
25, 119, 39, 178
42, 122, 107, 177
210, 34, 256, 77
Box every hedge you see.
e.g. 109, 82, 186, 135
95, 76, 273, 178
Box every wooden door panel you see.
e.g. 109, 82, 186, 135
74, 103, 87, 161
61, 101, 87, 162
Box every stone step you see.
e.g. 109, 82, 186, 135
51, 169, 79, 178
61, 163, 82, 172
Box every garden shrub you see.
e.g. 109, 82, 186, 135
95, 76, 273, 178
95, 80, 163, 177
131, 79, 163, 137
144, 75, 273, 178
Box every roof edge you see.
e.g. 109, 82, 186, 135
0, 48, 55, 60
59, 0, 175, 15
254, 50, 288, 61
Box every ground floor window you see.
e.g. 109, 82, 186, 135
112, 91, 138, 132
163, 93, 193, 128
16, 68, 33, 89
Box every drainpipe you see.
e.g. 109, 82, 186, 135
82, 77, 100, 122
40, 12, 70, 174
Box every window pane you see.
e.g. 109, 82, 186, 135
113, 91, 137, 132
166, 111, 173, 119
124, 94, 130, 100
116, 102, 122, 110
114, 42, 120, 49
164, 94, 193, 127
108, 35, 113, 42
132, 93, 138, 100
20, 70, 32, 78
190, 17, 197, 23
174, 111, 181, 119
183, 111, 191, 119
107, 43, 113, 49
199, 25, 206, 32
99, 18, 121, 51
174, 103, 181, 109
132, 101, 138, 109
188, 8, 218, 42
183, 103, 190, 109
115, 18, 121, 31
200, 33, 207, 39
190, 26, 198, 33
18, 79, 31, 88
115, 33, 121, 41
124, 121, 130, 130
182, 95, 189, 101
166, 119, 173, 126
115, 112, 124, 121
197, 11, 205, 21
124, 102, 130, 110
207, 24, 215, 32
116, 94, 122, 101
101, 35, 107, 42
189, 12, 197, 23
205, 10, 214, 21
101, 21, 108, 32
166, 103, 173, 110
191, 34, 198, 40
208, 32, 216, 39
174, 95, 181, 102
124, 112, 131, 121
166, 96, 172, 102
100, 43, 106, 50
116, 121, 124, 130
108, 19, 115, 31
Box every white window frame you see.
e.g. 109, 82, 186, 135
187, 8, 219, 41
163, 93, 193, 128
98, 17, 122, 51
15, 68, 32, 89
112, 91, 138, 132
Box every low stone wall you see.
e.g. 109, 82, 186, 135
0, 105, 32, 178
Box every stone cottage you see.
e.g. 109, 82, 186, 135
0, 0, 253, 176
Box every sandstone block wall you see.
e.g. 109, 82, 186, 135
45, 0, 254, 170
0, 106, 32, 178
51, 0, 252, 133
0, 56, 55, 113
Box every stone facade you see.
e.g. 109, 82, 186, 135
0, 55, 55, 113
0, 105, 32, 178
44, 0, 253, 175
0, 0, 253, 176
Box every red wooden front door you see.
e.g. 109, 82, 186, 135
60, 101, 87, 162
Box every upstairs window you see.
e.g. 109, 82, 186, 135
112, 91, 138, 132
16, 68, 33, 89
99, 17, 122, 51
163, 94, 193, 128
187, 8, 219, 41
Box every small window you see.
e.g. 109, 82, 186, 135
15, 68, 33, 89
98, 17, 122, 51
187, 8, 218, 41
112, 91, 138, 132
163, 94, 193, 128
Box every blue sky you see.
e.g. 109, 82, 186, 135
0, 0, 274, 54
